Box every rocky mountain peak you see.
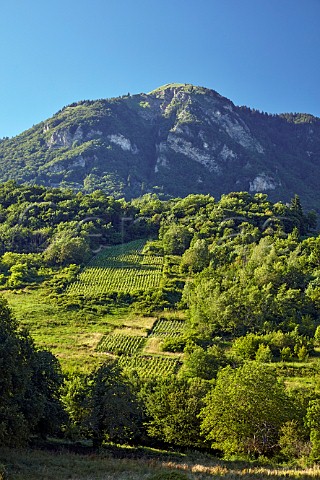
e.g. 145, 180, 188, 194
0, 84, 319, 210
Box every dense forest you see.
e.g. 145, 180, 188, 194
2, 181, 320, 467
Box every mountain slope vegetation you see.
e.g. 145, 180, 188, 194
0, 83, 320, 209
2, 183, 320, 465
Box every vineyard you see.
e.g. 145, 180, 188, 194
67, 239, 186, 377
67, 239, 163, 295
118, 355, 181, 377
95, 316, 186, 377
149, 318, 186, 337
96, 334, 146, 355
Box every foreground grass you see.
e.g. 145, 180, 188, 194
1, 447, 320, 480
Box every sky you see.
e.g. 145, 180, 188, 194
0, 0, 319, 138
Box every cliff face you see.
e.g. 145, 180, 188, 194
0, 83, 320, 208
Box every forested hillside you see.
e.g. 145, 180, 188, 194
3, 182, 320, 469
1, 84, 320, 210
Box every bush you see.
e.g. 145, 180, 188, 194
161, 336, 186, 352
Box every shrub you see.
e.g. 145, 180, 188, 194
161, 336, 186, 352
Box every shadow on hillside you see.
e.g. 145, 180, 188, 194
26, 439, 320, 479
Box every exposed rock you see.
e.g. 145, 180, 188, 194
220, 144, 237, 161
249, 173, 280, 192
86, 129, 103, 139
167, 132, 220, 173
107, 134, 138, 154
47, 126, 84, 148
47, 155, 87, 173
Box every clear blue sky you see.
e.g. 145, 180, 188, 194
1, 0, 319, 138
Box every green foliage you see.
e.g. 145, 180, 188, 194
180, 239, 209, 273
44, 230, 91, 266
279, 420, 309, 461
162, 225, 192, 256
84, 361, 143, 446
96, 334, 146, 355
144, 377, 209, 448
179, 344, 227, 381
0, 295, 64, 446
118, 355, 181, 378
161, 336, 186, 353
306, 399, 320, 462
0, 85, 320, 208
314, 325, 320, 345
230, 331, 313, 363
200, 362, 296, 456
150, 318, 185, 337
61, 374, 90, 438
1, 181, 320, 461
255, 344, 273, 363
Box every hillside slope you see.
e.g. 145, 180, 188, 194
0, 83, 320, 208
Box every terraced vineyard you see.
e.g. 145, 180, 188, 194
96, 334, 146, 355
149, 318, 185, 337
67, 239, 163, 295
118, 355, 181, 377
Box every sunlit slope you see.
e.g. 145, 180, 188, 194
67, 239, 163, 295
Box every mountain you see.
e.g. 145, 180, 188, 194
0, 83, 320, 209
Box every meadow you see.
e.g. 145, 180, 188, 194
4, 287, 186, 374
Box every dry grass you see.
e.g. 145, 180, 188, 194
144, 337, 163, 354
143, 338, 183, 358
112, 327, 148, 337
2, 447, 320, 480
105, 315, 156, 330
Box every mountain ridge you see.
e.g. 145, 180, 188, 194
0, 83, 319, 209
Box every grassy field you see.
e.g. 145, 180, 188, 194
3, 289, 184, 374
1, 446, 320, 480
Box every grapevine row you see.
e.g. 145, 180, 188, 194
97, 334, 146, 355
118, 355, 181, 377
149, 318, 186, 337
67, 239, 163, 295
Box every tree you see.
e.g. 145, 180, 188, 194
255, 344, 273, 363
180, 239, 210, 273
306, 399, 320, 462
143, 377, 209, 448
85, 361, 142, 446
200, 362, 295, 457
44, 230, 91, 266
179, 345, 227, 380
62, 373, 92, 439
162, 224, 192, 255
0, 296, 65, 445
0, 298, 29, 445
279, 420, 309, 461
23, 347, 65, 438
